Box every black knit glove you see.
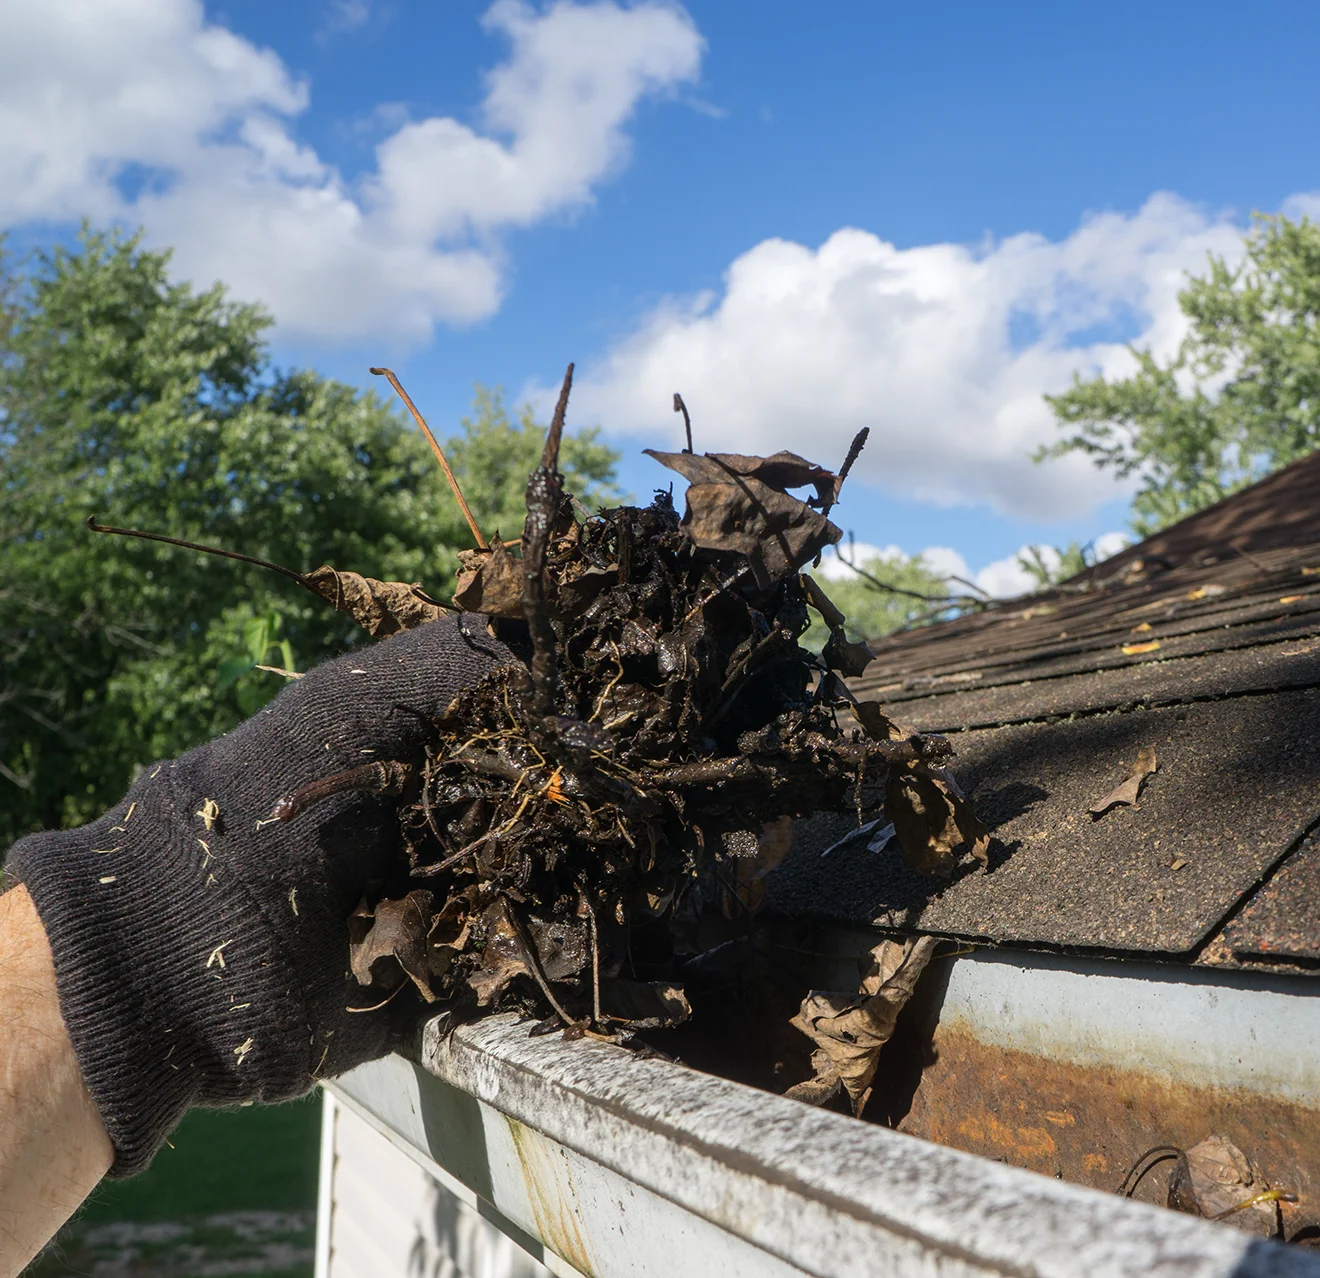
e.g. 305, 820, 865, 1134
5, 615, 518, 1176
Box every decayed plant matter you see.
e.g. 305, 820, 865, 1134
94, 364, 989, 1085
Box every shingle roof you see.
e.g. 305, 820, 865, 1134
769, 449, 1320, 969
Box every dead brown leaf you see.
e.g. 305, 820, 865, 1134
644, 449, 839, 507
853, 701, 905, 742
1130, 621, 1154, 634
645, 451, 841, 587
452, 539, 525, 618
1121, 639, 1162, 655
784, 1049, 842, 1106
789, 935, 939, 1115
348, 890, 436, 1001
886, 764, 991, 877
1279, 594, 1305, 604
598, 978, 692, 1029
1089, 745, 1158, 818
468, 899, 531, 1006
1167, 1135, 1283, 1238
727, 816, 796, 914
304, 567, 445, 637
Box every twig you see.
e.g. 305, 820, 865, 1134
344, 982, 408, 1014
824, 427, 868, 516
269, 760, 416, 821
838, 550, 984, 608
1116, 1145, 1182, 1197
945, 574, 993, 600
522, 363, 573, 720
673, 393, 693, 453
254, 664, 304, 680
585, 896, 602, 1026
370, 367, 486, 548
86, 517, 325, 601
505, 900, 579, 1028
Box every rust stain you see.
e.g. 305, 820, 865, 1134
504, 1115, 597, 1276
895, 1024, 1320, 1233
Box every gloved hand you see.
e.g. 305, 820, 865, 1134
5, 614, 518, 1176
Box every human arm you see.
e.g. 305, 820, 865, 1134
0, 615, 517, 1272
0, 884, 113, 1277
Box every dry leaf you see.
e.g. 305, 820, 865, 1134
468, 900, 531, 1006
452, 540, 525, 618
1130, 621, 1154, 634
1089, 745, 1158, 818
304, 566, 445, 637
886, 764, 990, 877
1303, 566, 1320, 576
1169, 856, 1188, 871
645, 450, 841, 587
1279, 594, 1304, 604
822, 630, 874, 678
643, 449, 840, 507
728, 816, 796, 914
348, 890, 436, 1001
1167, 1136, 1282, 1238
790, 935, 939, 1115
853, 701, 906, 742
1121, 639, 1162, 655
784, 1048, 842, 1106
598, 979, 691, 1029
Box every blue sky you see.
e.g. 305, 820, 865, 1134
5, 0, 1319, 592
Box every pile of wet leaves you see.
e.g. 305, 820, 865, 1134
92, 365, 989, 1102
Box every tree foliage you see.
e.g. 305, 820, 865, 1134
804, 551, 957, 649
1041, 215, 1320, 535
0, 229, 619, 843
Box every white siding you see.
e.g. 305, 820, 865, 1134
317, 1090, 551, 1278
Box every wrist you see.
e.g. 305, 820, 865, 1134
0, 884, 113, 1275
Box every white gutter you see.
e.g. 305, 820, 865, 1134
326, 1004, 1320, 1278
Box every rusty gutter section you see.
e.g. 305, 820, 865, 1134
326, 1008, 1320, 1277
849, 944, 1320, 1244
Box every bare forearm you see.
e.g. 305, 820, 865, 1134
0, 884, 112, 1278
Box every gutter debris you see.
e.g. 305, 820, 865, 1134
89, 364, 987, 1049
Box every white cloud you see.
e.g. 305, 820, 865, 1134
818, 529, 1131, 601
575, 194, 1257, 520
0, 0, 702, 341
318, 0, 373, 39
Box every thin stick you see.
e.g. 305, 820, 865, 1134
586, 897, 602, 1027
505, 900, 578, 1027
673, 393, 693, 453
343, 982, 408, 1014
543, 362, 573, 472
86, 517, 325, 600
522, 363, 573, 720
370, 367, 486, 548
824, 427, 868, 516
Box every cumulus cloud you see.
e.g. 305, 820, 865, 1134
575, 194, 1252, 520
0, 0, 702, 341
817, 530, 1130, 601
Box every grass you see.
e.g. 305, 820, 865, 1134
30, 1096, 322, 1277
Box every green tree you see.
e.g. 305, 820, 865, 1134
1040, 214, 1320, 535
0, 229, 619, 844
804, 550, 963, 649
1015, 541, 1090, 590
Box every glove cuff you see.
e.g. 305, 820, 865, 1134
6, 764, 310, 1176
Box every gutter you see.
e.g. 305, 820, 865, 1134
320, 960, 1320, 1277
